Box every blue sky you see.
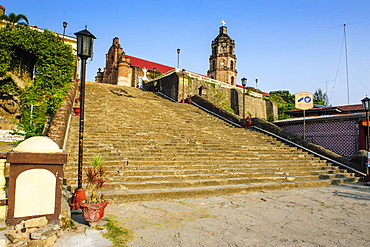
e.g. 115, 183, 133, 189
2, 0, 370, 106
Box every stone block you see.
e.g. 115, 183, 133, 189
30, 224, 58, 240
7, 238, 28, 247
28, 234, 57, 247
25, 217, 48, 228
5, 229, 29, 243
60, 197, 71, 219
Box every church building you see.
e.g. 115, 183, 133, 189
96, 23, 237, 87
207, 23, 237, 85
95, 37, 175, 87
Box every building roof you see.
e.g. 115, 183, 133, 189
274, 111, 365, 125
0, 5, 5, 10
285, 104, 364, 117
125, 55, 175, 74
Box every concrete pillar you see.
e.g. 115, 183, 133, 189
6, 136, 67, 225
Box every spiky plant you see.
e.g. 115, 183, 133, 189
85, 154, 106, 203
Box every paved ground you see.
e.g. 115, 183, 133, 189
55, 184, 370, 247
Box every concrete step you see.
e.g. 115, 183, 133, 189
101, 178, 358, 203
64, 82, 358, 202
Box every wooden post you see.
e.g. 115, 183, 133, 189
0, 158, 6, 219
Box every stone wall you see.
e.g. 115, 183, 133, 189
147, 71, 278, 120
47, 82, 78, 148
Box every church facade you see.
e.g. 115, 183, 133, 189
95, 37, 175, 87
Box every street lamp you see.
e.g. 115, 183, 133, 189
241, 78, 247, 126
62, 22, 68, 41
181, 69, 186, 103
72, 28, 96, 209
255, 78, 258, 89
177, 49, 180, 69
153, 68, 157, 92
361, 96, 370, 174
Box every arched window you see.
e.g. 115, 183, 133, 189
230, 60, 234, 71
212, 60, 216, 70
231, 76, 234, 85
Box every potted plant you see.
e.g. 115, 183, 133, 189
243, 110, 253, 128
73, 97, 81, 116
80, 155, 109, 227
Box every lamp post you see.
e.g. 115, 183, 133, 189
241, 78, 247, 126
177, 49, 180, 69
255, 78, 258, 89
73, 28, 96, 202
181, 69, 186, 103
361, 96, 370, 174
153, 68, 157, 92
62, 22, 68, 41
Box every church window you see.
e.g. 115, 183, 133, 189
230, 60, 234, 71
212, 60, 216, 70
231, 76, 234, 85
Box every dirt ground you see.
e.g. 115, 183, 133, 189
56, 183, 370, 247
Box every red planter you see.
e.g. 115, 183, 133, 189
80, 201, 109, 227
242, 120, 253, 128
69, 189, 86, 210
73, 107, 80, 116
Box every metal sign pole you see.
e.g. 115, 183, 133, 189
303, 110, 306, 140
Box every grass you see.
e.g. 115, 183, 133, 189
103, 215, 135, 247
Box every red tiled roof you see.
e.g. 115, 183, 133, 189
287, 104, 364, 113
125, 55, 175, 74
0, 5, 5, 10
336, 104, 363, 111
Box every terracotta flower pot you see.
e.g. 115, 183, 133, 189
69, 189, 86, 210
80, 201, 109, 227
242, 120, 253, 128
73, 107, 80, 116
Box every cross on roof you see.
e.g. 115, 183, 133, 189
221, 20, 226, 26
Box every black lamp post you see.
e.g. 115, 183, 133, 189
241, 78, 247, 125
362, 96, 370, 174
177, 49, 180, 69
153, 68, 157, 92
62, 22, 68, 41
255, 78, 258, 89
181, 69, 186, 103
74, 28, 96, 190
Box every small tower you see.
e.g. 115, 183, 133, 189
207, 22, 237, 85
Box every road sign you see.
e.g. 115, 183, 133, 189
295, 92, 313, 110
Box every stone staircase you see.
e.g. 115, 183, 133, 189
64, 82, 357, 203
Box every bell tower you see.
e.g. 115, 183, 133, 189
207, 22, 237, 85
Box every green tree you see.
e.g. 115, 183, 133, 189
264, 90, 295, 120
0, 12, 29, 26
0, 26, 75, 138
313, 88, 329, 106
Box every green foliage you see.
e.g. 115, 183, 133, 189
85, 155, 106, 203
208, 82, 216, 88
103, 215, 135, 247
0, 26, 75, 138
245, 86, 264, 95
148, 69, 162, 79
60, 217, 77, 230
313, 88, 329, 106
221, 102, 234, 113
264, 90, 295, 120
267, 114, 275, 122
0, 12, 29, 26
